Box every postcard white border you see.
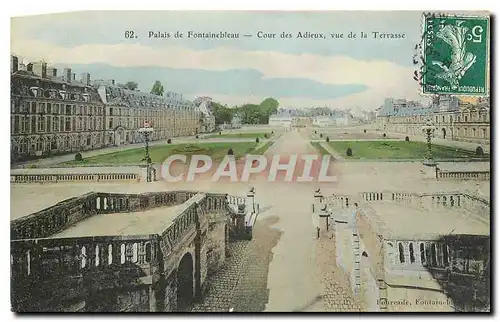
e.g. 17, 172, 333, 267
2, 1, 498, 321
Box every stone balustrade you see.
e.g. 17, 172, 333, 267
322, 194, 355, 210
10, 190, 201, 240
226, 195, 246, 206
436, 169, 490, 180
10, 173, 139, 183
357, 190, 489, 220
11, 235, 159, 282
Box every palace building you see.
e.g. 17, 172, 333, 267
10, 55, 208, 162
376, 96, 490, 145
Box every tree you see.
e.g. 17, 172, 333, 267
238, 104, 261, 124
151, 81, 164, 96
259, 98, 279, 124
260, 97, 279, 115
211, 102, 233, 125
117, 81, 139, 90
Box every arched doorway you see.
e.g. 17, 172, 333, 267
176, 252, 194, 310
114, 126, 125, 146
441, 128, 447, 139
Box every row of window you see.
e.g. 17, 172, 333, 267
12, 115, 104, 134
386, 112, 489, 124
397, 242, 449, 267
107, 117, 197, 130
12, 135, 104, 154
108, 107, 197, 117
388, 125, 489, 139
11, 115, 200, 135
11, 100, 104, 116
396, 241, 488, 275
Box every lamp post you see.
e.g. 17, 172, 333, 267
421, 118, 437, 166
138, 121, 154, 182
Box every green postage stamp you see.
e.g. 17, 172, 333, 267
422, 13, 490, 96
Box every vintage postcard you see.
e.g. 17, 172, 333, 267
10, 11, 491, 313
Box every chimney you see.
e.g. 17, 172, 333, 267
10, 55, 18, 73
80, 73, 91, 86
27, 63, 33, 72
32, 61, 47, 78
63, 68, 72, 83
47, 67, 57, 78
72, 73, 76, 82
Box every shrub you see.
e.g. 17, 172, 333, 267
320, 133, 323, 138
195, 135, 199, 139
167, 138, 172, 144
346, 148, 353, 156
256, 137, 260, 143
264, 133, 268, 138
363, 129, 366, 133
383, 133, 387, 138
271, 130, 274, 134
314, 130, 317, 134
405, 136, 410, 142
219, 131, 222, 135
74, 152, 83, 161
227, 148, 234, 155
476, 146, 484, 156
326, 136, 330, 142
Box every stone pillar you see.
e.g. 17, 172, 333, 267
138, 164, 149, 182
246, 187, 255, 213
319, 211, 330, 233
236, 204, 246, 237
313, 188, 323, 214
421, 162, 438, 180
149, 285, 157, 312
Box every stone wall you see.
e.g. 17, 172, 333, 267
318, 189, 490, 312
11, 189, 254, 312
11, 234, 159, 312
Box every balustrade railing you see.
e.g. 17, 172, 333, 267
11, 235, 158, 282
11, 173, 139, 183
437, 170, 490, 181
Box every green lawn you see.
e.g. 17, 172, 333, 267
203, 132, 270, 139
61, 142, 259, 166
326, 141, 488, 160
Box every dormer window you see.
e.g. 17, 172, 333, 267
59, 90, 67, 100
29, 86, 40, 97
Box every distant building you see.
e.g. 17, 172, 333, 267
268, 114, 293, 128
313, 110, 353, 127
376, 97, 490, 144
10, 59, 106, 160
10, 54, 204, 162
230, 114, 242, 129
293, 116, 312, 127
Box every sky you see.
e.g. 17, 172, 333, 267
11, 11, 427, 110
